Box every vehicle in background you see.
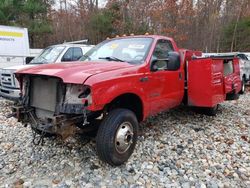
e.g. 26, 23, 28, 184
237, 53, 250, 93
0, 43, 94, 101
203, 52, 250, 93
13, 35, 241, 166
0, 49, 43, 68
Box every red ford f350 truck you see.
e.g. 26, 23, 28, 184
13, 35, 241, 166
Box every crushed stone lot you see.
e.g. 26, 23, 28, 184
0, 92, 250, 188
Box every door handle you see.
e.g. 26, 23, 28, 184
140, 76, 149, 82
179, 72, 182, 80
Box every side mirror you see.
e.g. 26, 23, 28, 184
25, 57, 34, 64
151, 59, 167, 72
150, 52, 181, 71
167, 52, 181, 70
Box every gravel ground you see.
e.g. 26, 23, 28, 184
0, 92, 250, 188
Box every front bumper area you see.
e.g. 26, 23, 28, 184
12, 105, 88, 139
0, 85, 20, 101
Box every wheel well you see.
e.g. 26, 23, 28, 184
107, 93, 143, 122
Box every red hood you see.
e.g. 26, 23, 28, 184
15, 61, 134, 84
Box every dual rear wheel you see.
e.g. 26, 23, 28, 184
239, 80, 246, 94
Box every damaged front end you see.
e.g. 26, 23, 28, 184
13, 75, 95, 140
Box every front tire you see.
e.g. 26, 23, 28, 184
96, 108, 138, 166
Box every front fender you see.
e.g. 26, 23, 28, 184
87, 77, 149, 119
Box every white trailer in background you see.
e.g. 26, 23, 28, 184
0, 25, 38, 68
0, 48, 42, 68
0, 25, 30, 57
0, 25, 94, 101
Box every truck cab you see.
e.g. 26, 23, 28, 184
0, 43, 94, 101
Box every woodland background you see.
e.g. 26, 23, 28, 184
0, 0, 250, 52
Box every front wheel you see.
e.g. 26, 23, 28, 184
96, 108, 138, 166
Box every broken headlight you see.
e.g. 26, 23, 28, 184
21, 76, 29, 97
65, 84, 92, 106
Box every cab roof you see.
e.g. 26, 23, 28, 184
107, 34, 174, 41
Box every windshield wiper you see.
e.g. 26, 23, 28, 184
99, 56, 125, 62
29, 62, 44, 64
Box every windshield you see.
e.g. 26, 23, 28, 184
80, 37, 153, 64
30, 46, 65, 64
237, 54, 249, 60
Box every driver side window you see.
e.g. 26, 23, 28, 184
62, 47, 83, 62
151, 39, 174, 70
153, 39, 174, 59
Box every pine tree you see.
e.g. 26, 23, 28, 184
0, 0, 24, 25
22, 0, 53, 47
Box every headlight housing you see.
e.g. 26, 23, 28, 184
65, 84, 92, 106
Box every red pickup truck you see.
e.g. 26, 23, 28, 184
14, 35, 241, 166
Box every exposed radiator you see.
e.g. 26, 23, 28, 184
30, 77, 59, 119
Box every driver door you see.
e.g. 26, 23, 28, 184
146, 39, 184, 115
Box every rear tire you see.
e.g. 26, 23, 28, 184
193, 105, 219, 116
239, 80, 246, 94
226, 92, 239, 100
204, 104, 219, 116
96, 108, 138, 166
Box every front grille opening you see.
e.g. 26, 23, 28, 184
0, 89, 9, 94
30, 76, 61, 119
2, 82, 11, 85
2, 74, 11, 77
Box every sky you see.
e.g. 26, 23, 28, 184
55, 0, 108, 9
99, 0, 107, 8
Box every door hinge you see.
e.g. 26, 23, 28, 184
179, 72, 182, 80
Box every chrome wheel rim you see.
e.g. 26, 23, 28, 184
115, 122, 134, 154
242, 83, 245, 92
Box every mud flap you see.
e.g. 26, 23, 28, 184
226, 92, 239, 100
